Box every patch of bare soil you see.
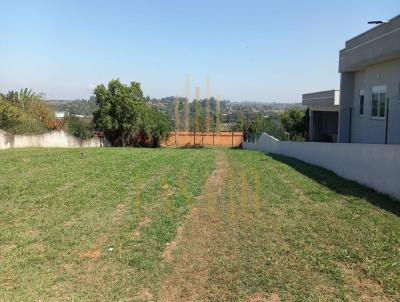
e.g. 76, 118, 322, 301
338, 263, 393, 302
159, 151, 228, 301
162, 225, 184, 262
136, 288, 154, 301
132, 216, 152, 239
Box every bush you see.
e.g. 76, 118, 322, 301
0, 89, 54, 134
63, 115, 94, 140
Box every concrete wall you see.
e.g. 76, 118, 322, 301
243, 133, 400, 200
0, 129, 105, 149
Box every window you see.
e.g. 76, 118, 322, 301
371, 86, 386, 118
359, 90, 365, 115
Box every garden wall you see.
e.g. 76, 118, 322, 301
166, 131, 243, 146
243, 133, 400, 200
0, 129, 105, 149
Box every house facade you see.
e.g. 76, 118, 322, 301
338, 15, 400, 144
302, 90, 340, 142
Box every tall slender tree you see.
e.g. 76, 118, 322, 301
184, 75, 190, 131
194, 87, 202, 132
205, 75, 211, 132
215, 96, 221, 132
174, 96, 180, 132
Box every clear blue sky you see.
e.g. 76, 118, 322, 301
0, 1, 398, 102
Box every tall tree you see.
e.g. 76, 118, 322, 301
93, 79, 171, 147
215, 96, 221, 132
194, 87, 202, 132
205, 75, 211, 132
93, 79, 146, 146
183, 98, 189, 131
174, 96, 180, 132
184, 74, 190, 132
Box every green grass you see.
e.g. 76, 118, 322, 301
0, 148, 215, 301
205, 150, 400, 301
1, 147, 399, 301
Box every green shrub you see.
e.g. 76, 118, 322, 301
64, 115, 94, 140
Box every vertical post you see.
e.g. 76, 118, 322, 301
175, 131, 177, 146
385, 98, 390, 144
348, 107, 352, 143
213, 131, 215, 147
309, 110, 313, 141
232, 132, 234, 146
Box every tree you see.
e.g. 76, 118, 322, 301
141, 107, 170, 147
205, 98, 211, 132
93, 79, 146, 146
193, 99, 202, 132
183, 98, 189, 131
280, 108, 308, 141
93, 79, 171, 147
174, 96, 180, 132
215, 96, 221, 132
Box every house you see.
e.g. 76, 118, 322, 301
338, 14, 400, 144
302, 90, 340, 142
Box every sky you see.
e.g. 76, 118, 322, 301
0, 1, 398, 102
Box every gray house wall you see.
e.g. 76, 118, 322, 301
350, 58, 400, 144
338, 15, 400, 144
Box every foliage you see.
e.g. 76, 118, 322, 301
233, 114, 288, 141
280, 108, 309, 141
140, 106, 171, 147
63, 114, 94, 140
0, 89, 54, 134
193, 99, 203, 132
93, 79, 171, 147
145, 96, 303, 131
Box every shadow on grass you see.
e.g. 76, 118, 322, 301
268, 153, 400, 217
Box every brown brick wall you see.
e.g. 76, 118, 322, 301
165, 131, 243, 146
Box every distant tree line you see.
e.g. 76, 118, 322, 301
1, 83, 307, 145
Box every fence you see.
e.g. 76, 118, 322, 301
166, 131, 243, 146
243, 133, 400, 200
0, 129, 106, 149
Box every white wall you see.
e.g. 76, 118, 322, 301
243, 133, 400, 200
0, 129, 105, 149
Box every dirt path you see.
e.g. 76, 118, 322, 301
159, 150, 229, 301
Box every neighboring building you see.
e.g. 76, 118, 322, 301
338, 14, 400, 144
302, 90, 340, 142
55, 111, 65, 119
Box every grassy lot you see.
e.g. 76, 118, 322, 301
201, 150, 400, 301
0, 148, 399, 301
0, 148, 215, 301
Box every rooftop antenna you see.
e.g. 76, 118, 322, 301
368, 20, 390, 25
